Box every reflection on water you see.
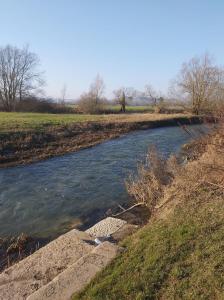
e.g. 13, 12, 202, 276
0, 125, 207, 238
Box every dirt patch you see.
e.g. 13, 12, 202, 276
117, 205, 151, 226
0, 116, 201, 168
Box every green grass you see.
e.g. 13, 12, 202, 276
68, 104, 154, 112
105, 105, 154, 112
0, 112, 108, 132
73, 187, 224, 300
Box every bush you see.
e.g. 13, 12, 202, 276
14, 97, 74, 114
126, 146, 180, 210
78, 93, 106, 114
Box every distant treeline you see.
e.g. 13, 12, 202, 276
9, 97, 74, 114
0, 44, 223, 114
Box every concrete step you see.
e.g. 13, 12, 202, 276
86, 217, 127, 237
0, 229, 95, 300
27, 241, 121, 300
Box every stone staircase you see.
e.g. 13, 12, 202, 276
0, 218, 125, 300
27, 242, 119, 300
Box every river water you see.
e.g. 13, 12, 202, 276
0, 124, 207, 238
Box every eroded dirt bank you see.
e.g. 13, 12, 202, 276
0, 116, 202, 168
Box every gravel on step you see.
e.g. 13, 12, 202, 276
86, 217, 127, 237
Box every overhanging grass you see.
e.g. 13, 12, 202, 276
73, 187, 224, 300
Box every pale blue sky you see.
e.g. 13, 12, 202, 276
0, 0, 224, 98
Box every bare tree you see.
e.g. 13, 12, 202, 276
78, 74, 106, 113
144, 84, 165, 106
173, 54, 224, 114
113, 88, 126, 112
89, 74, 105, 105
113, 87, 136, 112
0, 45, 44, 111
144, 84, 158, 106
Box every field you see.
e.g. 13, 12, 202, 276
102, 105, 154, 113
0, 111, 189, 133
69, 104, 155, 113
0, 112, 105, 132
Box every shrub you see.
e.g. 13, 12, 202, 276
14, 97, 74, 114
78, 93, 106, 114
126, 146, 180, 210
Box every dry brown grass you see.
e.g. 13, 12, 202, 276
126, 146, 180, 211
105, 113, 192, 123
156, 122, 224, 221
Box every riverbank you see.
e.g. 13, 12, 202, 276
73, 124, 224, 299
0, 203, 150, 273
0, 112, 200, 168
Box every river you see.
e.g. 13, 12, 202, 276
0, 124, 207, 238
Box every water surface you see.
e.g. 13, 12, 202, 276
0, 125, 206, 238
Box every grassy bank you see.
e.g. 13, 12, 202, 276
73, 127, 224, 299
0, 112, 198, 167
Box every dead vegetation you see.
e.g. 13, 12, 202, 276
0, 234, 49, 272
126, 114, 224, 215
126, 146, 180, 211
